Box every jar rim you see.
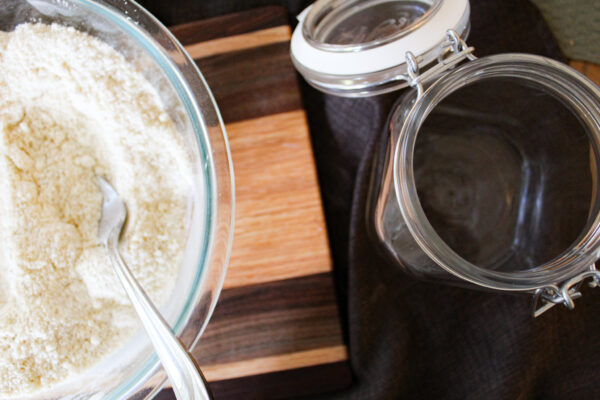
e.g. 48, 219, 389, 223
393, 53, 600, 291
290, 0, 470, 96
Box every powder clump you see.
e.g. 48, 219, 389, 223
0, 23, 192, 395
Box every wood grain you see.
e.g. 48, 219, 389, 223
570, 60, 600, 86
170, 6, 287, 45
184, 26, 290, 59
157, 362, 352, 400
194, 273, 344, 365
193, 42, 302, 123
163, 6, 351, 399
202, 345, 348, 381
223, 111, 332, 288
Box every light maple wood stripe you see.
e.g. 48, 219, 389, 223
222, 110, 333, 289
184, 25, 291, 59
201, 345, 348, 382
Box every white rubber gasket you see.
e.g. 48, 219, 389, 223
291, 0, 470, 76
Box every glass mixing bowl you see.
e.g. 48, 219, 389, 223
0, 0, 234, 398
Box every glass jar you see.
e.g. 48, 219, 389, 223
291, 0, 600, 316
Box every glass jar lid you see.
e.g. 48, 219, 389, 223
290, 0, 470, 97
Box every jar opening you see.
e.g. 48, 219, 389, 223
303, 0, 443, 51
394, 54, 600, 290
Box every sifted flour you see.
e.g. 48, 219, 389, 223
0, 23, 193, 395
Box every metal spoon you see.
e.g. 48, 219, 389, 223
96, 177, 212, 400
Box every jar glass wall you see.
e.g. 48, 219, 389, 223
370, 54, 600, 291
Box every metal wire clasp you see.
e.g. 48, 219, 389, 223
532, 264, 600, 317
405, 29, 476, 99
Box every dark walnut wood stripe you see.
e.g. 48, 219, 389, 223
193, 273, 344, 365
170, 6, 288, 46
156, 361, 353, 400
195, 42, 303, 124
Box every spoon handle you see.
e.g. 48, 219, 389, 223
107, 244, 212, 400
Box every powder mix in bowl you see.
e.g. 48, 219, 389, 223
0, 23, 193, 395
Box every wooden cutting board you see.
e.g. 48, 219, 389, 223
156, 6, 351, 399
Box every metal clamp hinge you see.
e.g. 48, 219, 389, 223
405, 29, 477, 98
532, 264, 600, 317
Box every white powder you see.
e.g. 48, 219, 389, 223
0, 23, 193, 395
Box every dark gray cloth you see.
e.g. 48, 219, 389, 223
138, 0, 600, 398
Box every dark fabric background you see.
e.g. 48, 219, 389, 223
138, 1, 600, 398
